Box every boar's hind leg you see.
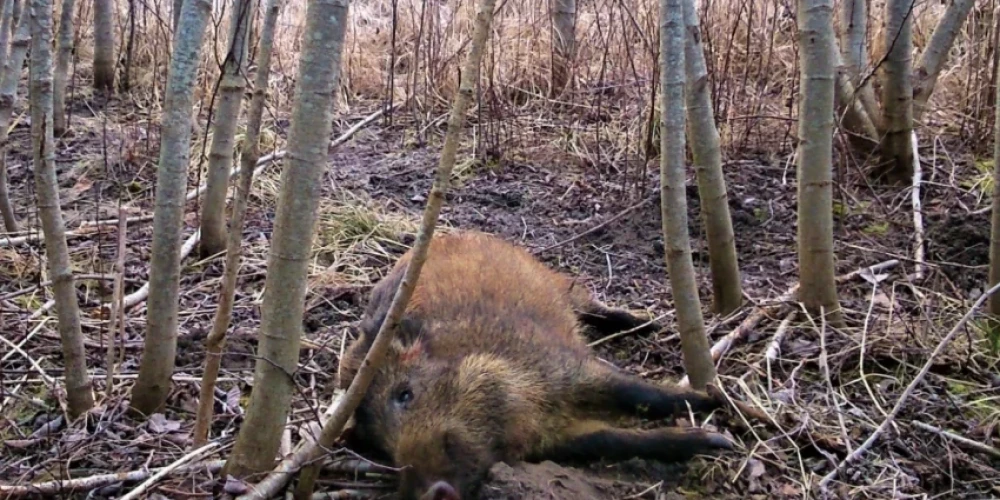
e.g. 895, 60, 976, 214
536, 421, 732, 464
578, 366, 722, 420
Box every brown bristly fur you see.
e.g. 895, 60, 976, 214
338, 230, 731, 500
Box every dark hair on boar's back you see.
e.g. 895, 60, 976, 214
337, 230, 732, 500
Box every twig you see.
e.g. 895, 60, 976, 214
911, 131, 925, 280
118, 441, 222, 500
587, 312, 672, 347
818, 281, 1000, 489
106, 211, 128, 384
678, 259, 899, 388
765, 311, 796, 392
122, 230, 200, 309
0, 461, 226, 497
534, 195, 654, 254
911, 421, 1000, 459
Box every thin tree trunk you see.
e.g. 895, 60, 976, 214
129, 0, 212, 417
988, 49, 1000, 316
661, 0, 715, 390
52, 0, 75, 134
680, 0, 743, 315
0, 0, 17, 232
93, 0, 115, 92
796, 0, 844, 326
837, 0, 879, 121
912, 0, 975, 121
877, 0, 915, 184
192, 0, 282, 447
550, 0, 575, 96
28, 0, 94, 419
223, 0, 352, 478
290, 1, 496, 497
834, 40, 880, 151
198, 0, 253, 258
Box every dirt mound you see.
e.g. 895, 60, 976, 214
481, 462, 618, 499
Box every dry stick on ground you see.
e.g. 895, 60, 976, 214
291, 1, 496, 498
0, 461, 227, 497
911, 421, 1000, 459
192, 0, 283, 447
118, 441, 222, 500
764, 310, 796, 392
818, 281, 1000, 489
240, 2, 496, 497
27, 0, 94, 419
677, 259, 899, 388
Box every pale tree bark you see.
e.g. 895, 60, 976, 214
988, 52, 1000, 316
223, 0, 352, 478
877, 0, 915, 184
912, 0, 975, 122
52, 0, 76, 134
661, 0, 715, 390
0, 0, 26, 233
0, 0, 14, 86
129, 0, 213, 417
680, 0, 743, 315
550, 0, 575, 96
291, 1, 496, 497
796, 0, 844, 326
93, 0, 115, 92
28, 0, 94, 419
836, 0, 879, 121
193, 0, 282, 447
198, 0, 253, 258
833, 39, 880, 151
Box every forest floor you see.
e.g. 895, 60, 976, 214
3, 93, 1000, 499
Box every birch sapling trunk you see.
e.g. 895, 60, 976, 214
0, 0, 16, 232
912, 0, 975, 122
796, 0, 844, 327
550, 0, 575, 96
198, 0, 253, 257
680, 0, 743, 315
93, 0, 115, 92
52, 0, 76, 135
660, 0, 715, 391
988, 49, 1000, 317
28, 0, 94, 419
193, 0, 282, 447
223, 0, 352, 478
877, 0, 915, 184
0, 0, 26, 233
291, 1, 497, 496
130, 0, 213, 417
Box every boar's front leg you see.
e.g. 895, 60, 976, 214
531, 420, 732, 464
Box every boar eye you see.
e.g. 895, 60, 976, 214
394, 387, 413, 407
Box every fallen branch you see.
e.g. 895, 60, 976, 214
818, 281, 1000, 489
677, 259, 899, 388
911, 421, 1000, 459
0, 460, 227, 497
118, 441, 222, 500
122, 230, 200, 310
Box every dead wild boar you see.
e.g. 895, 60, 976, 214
338, 231, 732, 500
